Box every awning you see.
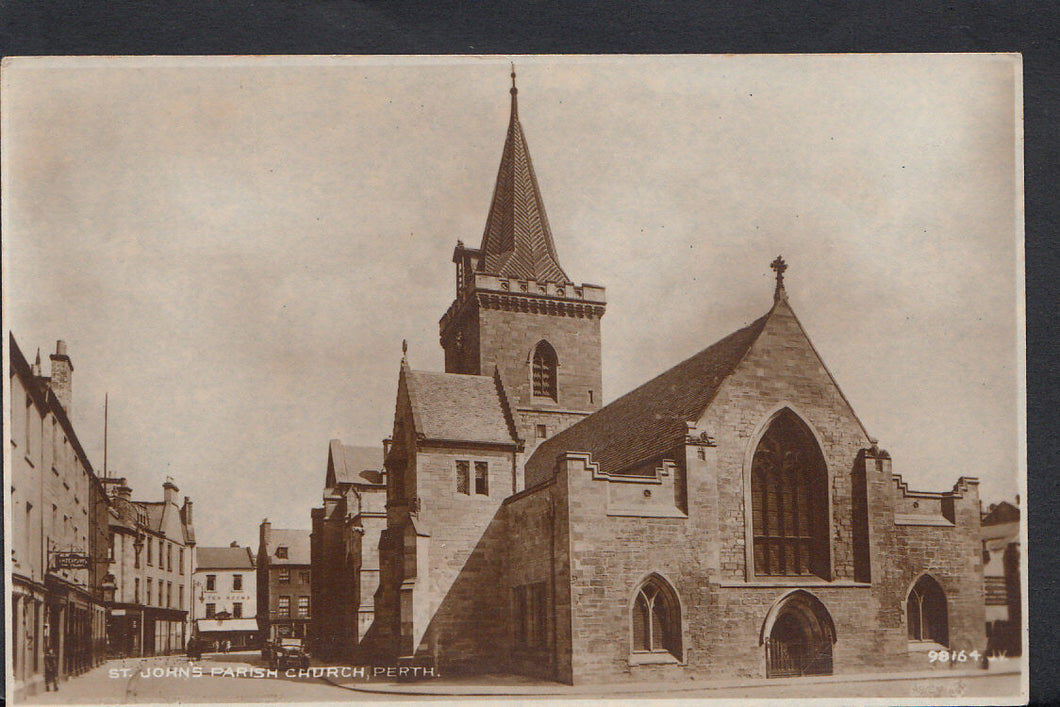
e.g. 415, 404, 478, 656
196, 618, 258, 633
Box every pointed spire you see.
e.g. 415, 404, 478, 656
478, 67, 572, 286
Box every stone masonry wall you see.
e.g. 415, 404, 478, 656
410, 445, 515, 672
501, 478, 574, 682
555, 301, 986, 683
477, 303, 603, 412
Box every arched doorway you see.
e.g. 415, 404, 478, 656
763, 591, 835, 677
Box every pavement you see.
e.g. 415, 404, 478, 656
16, 650, 1025, 703
322, 660, 1023, 699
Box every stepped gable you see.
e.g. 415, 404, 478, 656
478, 69, 571, 285
404, 368, 518, 446
526, 312, 770, 479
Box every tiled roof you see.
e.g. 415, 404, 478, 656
329, 441, 384, 486
264, 528, 311, 566
478, 85, 571, 285
526, 312, 770, 479
405, 367, 517, 445
197, 546, 255, 570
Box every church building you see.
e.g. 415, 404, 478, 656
336, 72, 985, 684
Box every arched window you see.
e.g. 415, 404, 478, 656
751, 411, 829, 578
532, 341, 558, 400
631, 575, 681, 659
907, 574, 948, 645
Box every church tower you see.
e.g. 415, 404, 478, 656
439, 69, 606, 453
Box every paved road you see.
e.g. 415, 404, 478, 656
21, 651, 1022, 703
23, 651, 373, 704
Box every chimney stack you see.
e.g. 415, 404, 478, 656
260, 519, 271, 554
182, 496, 193, 526
49, 340, 74, 416
115, 478, 132, 500
163, 476, 179, 506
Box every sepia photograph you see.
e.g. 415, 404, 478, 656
3, 54, 1025, 704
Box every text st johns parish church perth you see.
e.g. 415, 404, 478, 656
309, 69, 985, 684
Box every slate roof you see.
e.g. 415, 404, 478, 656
197, 546, 255, 570
405, 367, 517, 445
329, 441, 385, 486
264, 528, 311, 566
478, 81, 571, 285
526, 312, 770, 479
141, 502, 166, 533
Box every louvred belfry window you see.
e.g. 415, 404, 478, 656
751, 411, 830, 578
532, 341, 558, 400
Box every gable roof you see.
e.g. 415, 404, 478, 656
263, 528, 311, 566
478, 78, 571, 285
404, 366, 517, 446
982, 500, 1020, 526
982, 520, 1020, 551
526, 312, 770, 479
141, 502, 166, 534
197, 546, 255, 570
327, 441, 384, 487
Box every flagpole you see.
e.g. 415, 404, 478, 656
103, 393, 108, 483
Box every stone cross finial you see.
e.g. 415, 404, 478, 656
770, 255, 788, 302
402, 339, 408, 357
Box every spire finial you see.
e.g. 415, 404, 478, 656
509, 63, 518, 117
402, 339, 408, 356
770, 255, 788, 302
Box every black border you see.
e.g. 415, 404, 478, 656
1, 1, 1055, 702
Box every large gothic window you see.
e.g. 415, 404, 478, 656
907, 574, 948, 645
532, 341, 558, 400
631, 575, 681, 659
751, 411, 829, 578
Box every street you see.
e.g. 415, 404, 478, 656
22, 651, 375, 704
19, 649, 1022, 704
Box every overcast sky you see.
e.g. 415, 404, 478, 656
2, 55, 1022, 549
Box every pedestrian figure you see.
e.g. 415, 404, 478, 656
224, 639, 231, 653
44, 648, 59, 692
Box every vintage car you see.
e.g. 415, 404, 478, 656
267, 637, 310, 671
